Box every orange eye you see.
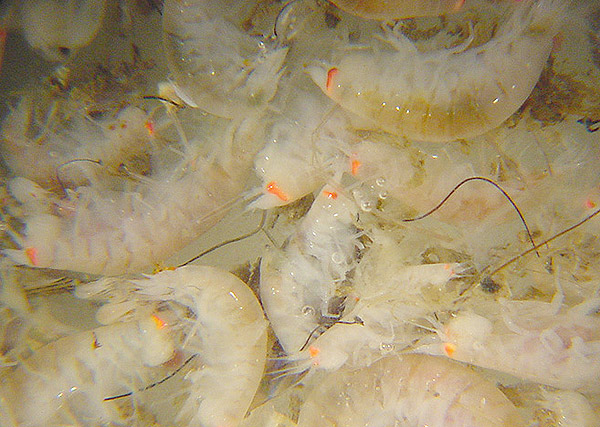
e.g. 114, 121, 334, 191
145, 120, 155, 136
585, 198, 597, 209
266, 181, 289, 202
351, 159, 361, 176
25, 247, 39, 266
151, 314, 167, 329
444, 342, 457, 357
326, 67, 339, 93
309, 345, 320, 358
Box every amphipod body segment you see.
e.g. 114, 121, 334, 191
310, 0, 567, 142
298, 354, 526, 427
130, 266, 268, 427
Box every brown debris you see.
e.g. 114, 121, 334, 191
521, 56, 600, 126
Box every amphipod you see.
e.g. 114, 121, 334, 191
282, 264, 464, 384
419, 293, 600, 392
309, 0, 568, 142
1, 99, 154, 190
3, 0, 106, 61
4, 112, 267, 275
0, 315, 175, 427
128, 266, 268, 427
297, 354, 525, 427
328, 0, 466, 20
162, 0, 288, 118
260, 184, 363, 353
249, 88, 353, 210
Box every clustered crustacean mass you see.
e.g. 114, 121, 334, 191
0, 0, 600, 426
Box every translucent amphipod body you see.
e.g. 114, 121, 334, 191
539, 389, 599, 427
418, 290, 600, 392
249, 87, 353, 210
298, 354, 526, 427
163, 0, 288, 118
4, 111, 267, 275
283, 257, 464, 376
309, 0, 568, 142
125, 266, 268, 427
2, 0, 106, 61
329, 0, 465, 20
0, 315, 176, 427
260, 184, 363, 354
1, 98, 153, 190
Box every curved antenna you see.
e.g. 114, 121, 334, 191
401, 176, 539, 257
298, 315, 364, 352
142, 95, 183, 109
178, 210, 267, 267
486, 206, 600, 278
104, 354, 197, 402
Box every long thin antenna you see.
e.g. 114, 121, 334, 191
298, 316, 364, 352
142, 95, 183, 109
402, 176, 539, 257
104, 354, 197, 402
487, 206, 600, 277
178, 210, 267, 267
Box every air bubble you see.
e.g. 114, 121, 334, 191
331, 252, 344, 264
360, 200, 373, 212
352, 189, 363, 199
378, 191, 388, 200
375, 177, 386, 187
379, 342, 394, 353
302, 305, 316, 316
